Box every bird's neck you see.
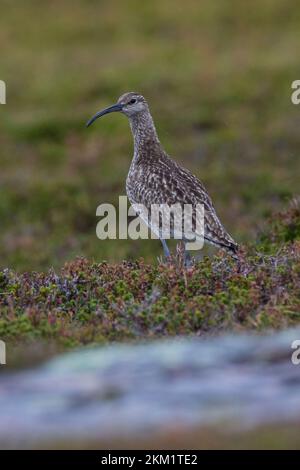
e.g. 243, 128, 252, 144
129, 111, 162, 161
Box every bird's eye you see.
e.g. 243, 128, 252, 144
129, 98, 136, 105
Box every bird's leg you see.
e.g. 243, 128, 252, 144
184, 243, 193, 267
160, 239, 171, 259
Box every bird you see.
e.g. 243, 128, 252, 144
86, 92, 238, 264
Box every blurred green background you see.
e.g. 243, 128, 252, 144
0, 0, 299, 271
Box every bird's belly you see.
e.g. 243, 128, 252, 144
127, 200, 204, 243
126, 169, 205, 242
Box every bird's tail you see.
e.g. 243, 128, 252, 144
227, 243, 239, 260
205, 235, 239, 260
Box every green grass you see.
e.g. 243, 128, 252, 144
0, 0, 300, 270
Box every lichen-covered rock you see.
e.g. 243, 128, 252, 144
0, 328, 300, 449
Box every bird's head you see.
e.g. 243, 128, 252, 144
86, 92, 148, 127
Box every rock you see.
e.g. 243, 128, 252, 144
0, 328, 300, 449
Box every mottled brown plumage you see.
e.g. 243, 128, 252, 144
87, 92, 238, 259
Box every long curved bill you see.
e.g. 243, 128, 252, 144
86, 103, 123, 127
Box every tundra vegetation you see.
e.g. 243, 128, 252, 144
0, 0, 299, 366
0, 199, 299, 366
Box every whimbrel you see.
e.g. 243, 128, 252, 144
87, 92, 238, 263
